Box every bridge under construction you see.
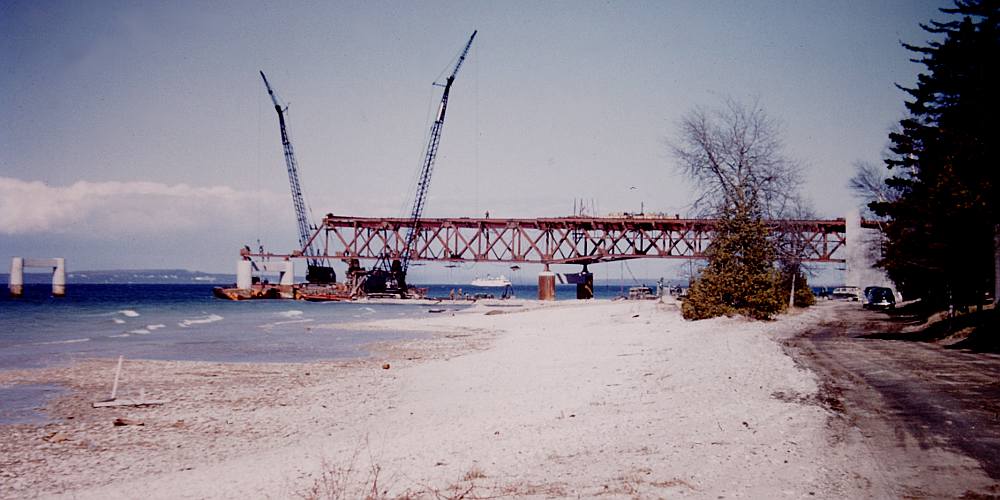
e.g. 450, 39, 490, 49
232, 30, 879, 301
273, 214, 871, 265
233, 213, 878, 300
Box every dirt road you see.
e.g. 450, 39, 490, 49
785, 302, 1000, 498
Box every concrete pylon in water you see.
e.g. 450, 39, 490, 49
576, 267, 594, 300
9, 257, 66, 297
8, 257, 23, 296
538, 268, 556, 301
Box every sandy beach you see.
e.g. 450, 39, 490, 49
0, 299, 988, 498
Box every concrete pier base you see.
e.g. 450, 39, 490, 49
9, 257, 23, 297
51, 258, 66, 297
236, 260, 253, 290
576, 269, 594, 300
538, 269, 556, 301
9, 257, 66, 297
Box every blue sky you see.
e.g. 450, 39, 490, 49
1, 0, 946, 281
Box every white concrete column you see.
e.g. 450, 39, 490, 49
845, 209, 862, 289
9, 257, 24, 297
845, 209, 897, 294
52, 258, 66, 297
279, 260, 295, 286
236, 260, 253, 290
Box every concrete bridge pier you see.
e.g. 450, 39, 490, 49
576, 265, 594, 300
9, 257, 66, 297
236, 259, 295, 297
8, 257, 23, 296
845, 209, 896, 296
538, 265, 555, 301
236, 260, 253, 290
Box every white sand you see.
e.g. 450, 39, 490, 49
4, 300, 887, 498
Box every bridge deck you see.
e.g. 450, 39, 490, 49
250, 215, 875, 265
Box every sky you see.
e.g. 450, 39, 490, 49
1, 0, 949, 283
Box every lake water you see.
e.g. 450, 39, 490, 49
0, 284, 459, 371
0, 282, 639, 370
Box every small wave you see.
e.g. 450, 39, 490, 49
258, 318, 315, 329
362, 307, 376, 313
108, 333, 130, 338
178, 314, 224, 328
147, 324, 166, 331
112, 318, 126, 324
36, 338, 91, 345
118, 310, 140, 318
276, 310, 304, 318
129, 329, 151, 335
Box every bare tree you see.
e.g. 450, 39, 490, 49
848, 159, 898, 217
671, 98, 808, 319
671, 98, 802, 218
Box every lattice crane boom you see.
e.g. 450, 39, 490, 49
260, 71, 312, 257
401, 30, 477, 273
259, 71, 335, 283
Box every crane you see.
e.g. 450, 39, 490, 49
259, 70, 336, 284
365, 31, 477, 296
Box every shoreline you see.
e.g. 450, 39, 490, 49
0, 299, 977, 498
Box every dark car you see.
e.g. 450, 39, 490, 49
863, 287, 895, 310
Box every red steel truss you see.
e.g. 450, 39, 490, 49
267, 215, 877, 265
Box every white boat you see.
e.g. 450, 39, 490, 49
471, 275, 512, 287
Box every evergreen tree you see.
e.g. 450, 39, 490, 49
682, 204, 785, 320
672, 99, 803, 320
873, 0, 998, 306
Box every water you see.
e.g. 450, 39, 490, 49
0, 284, 464, 371
0, 384, 64, 425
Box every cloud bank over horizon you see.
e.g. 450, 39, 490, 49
0, 176, 285, 236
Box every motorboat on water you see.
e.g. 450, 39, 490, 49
471, 275, 512, 287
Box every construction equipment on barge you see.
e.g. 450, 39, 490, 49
259, 70, 337, 285
361, 30, 477, 298
216, 33, 476, 301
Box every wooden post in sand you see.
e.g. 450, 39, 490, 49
109, 355, 124, 400
92, 355, 170, 408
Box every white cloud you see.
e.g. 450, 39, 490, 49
0, 176, 285, 235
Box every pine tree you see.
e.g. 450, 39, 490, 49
682, 204, 785, 320
873, 0, 998, 306
672, 99, 803, 320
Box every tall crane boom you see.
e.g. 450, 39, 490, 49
259, 71, 335, 283
401, 30, 477, 274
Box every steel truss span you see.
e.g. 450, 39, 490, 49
266, 215, 876, 265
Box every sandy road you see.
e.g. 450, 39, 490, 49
784, 302, 1000, 498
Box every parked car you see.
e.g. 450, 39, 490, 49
863, 287, 896, 310
831, 286, 862, 301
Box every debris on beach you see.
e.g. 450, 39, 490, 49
44, 432, 69, 443
112, 418, 144, 426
